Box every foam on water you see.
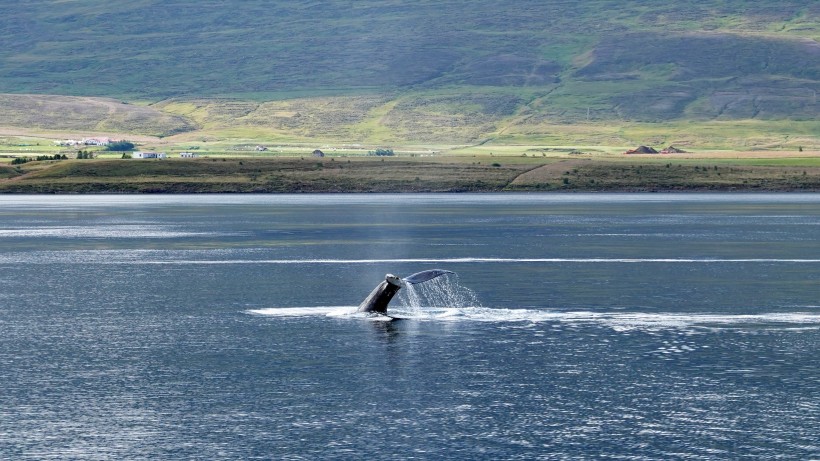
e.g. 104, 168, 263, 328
116, 257, 820, 264
5, 251, 820, 265
249, 272, 820, 330
250, 270, 820, 330
248, 306, 820, 331
9, 252, 820, 266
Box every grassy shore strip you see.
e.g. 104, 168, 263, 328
510, 159, 820, 191
1, 157, 820, 193
0, 158, 532, 193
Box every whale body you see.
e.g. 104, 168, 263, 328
356, 270, 454, 314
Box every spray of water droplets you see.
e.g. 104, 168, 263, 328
396, 273, 481, 313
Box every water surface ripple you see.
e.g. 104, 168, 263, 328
1, 194, 818, 460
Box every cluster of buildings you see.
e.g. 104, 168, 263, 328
52, 136, 205, 159
54, 137, 112, 147
131, 151, 167, 159
132, 152, 199, 159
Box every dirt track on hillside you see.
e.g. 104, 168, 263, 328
0, 126, 163, 143
509, 159, 589, 185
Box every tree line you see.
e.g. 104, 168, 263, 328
12, 154, 68, 164
368, 148, 394, 156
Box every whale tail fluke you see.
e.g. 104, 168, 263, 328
356, 270, 455, 314
402, 269, 454, 285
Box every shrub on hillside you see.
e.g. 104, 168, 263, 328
106, 140, 136, 151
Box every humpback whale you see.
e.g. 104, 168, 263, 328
357, 270, 454, 314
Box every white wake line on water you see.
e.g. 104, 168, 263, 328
248, 306, 820, 328
136, 257, 820, 264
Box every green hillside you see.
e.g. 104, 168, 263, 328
1, 1, 818, 145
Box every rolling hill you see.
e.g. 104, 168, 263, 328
1, 1, 818, 146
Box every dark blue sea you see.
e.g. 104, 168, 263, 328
1, 194, 819, 460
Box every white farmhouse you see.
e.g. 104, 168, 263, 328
179, 152, 199, 158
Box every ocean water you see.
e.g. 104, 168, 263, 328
1, 194, 818, 460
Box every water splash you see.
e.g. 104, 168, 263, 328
396, 273, 481, 313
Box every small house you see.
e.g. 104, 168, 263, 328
179, 152, 199, 158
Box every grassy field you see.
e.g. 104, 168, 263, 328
1, 1, 817, 192
2, 153, 820, 193
1, 2, 818, 152
0, 157, 532, 193
2, 1, 817, 101
2, 89, 818, 153
509, 158, 820, 191
1, 2, 818, 136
